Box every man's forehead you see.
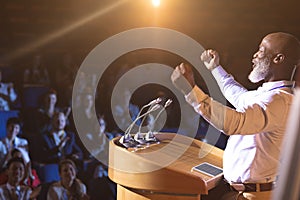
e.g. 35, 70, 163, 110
9, 162, 24, 168
259, 38, 272, 51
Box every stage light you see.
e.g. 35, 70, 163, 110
152, 0, 160, 7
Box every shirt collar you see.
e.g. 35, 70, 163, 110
259, 80, 295, 92
5, 137, 19, 146
13, 137, 20, 143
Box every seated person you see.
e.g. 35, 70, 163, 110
35, 89, 71, 134
23, 53, 50, 86
37, 112, 83, 164
111, 89, 140, 133
84, 115, 114, 159
71, 89, 96, 138
0, 71, 17, 111
47, 159, 88, 200
0, 157, 40, 199
88, 164, 116, 200
54, 52, 78, 108
0, 117, 30, 171
0, 148, 41, 188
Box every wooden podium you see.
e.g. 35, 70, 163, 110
108, 133, 223, 200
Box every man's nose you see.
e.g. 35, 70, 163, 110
253, 52, 258, 59
16, 169, 22, 174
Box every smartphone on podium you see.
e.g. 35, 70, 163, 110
192, 162, 223, 177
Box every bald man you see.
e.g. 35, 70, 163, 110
171, 32, 300, 200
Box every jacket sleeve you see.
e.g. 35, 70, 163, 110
185, 86, 291, 135
40, 134, 61, 163
63, 132, 83, 160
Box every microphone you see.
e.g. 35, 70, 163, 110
136, 98, 162, 137
125, 97, 161, 135
135, 97, 162, 129
153, 99, 173, 124
291, 65, 298, 88
145, 99, 173, 142
143, 97, 162, 108
119, 104, 160, 147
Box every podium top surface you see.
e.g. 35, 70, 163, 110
109, 132, 224, 194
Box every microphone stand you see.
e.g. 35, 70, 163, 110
134, 106, 158, 144
129, 97, 161, 144
119, 104, 160, 148
145, 99, 173, 143
124, 97, 161, 135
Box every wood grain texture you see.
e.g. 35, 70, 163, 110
109, 132, 223, 199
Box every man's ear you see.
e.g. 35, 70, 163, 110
273, 54, 285, 64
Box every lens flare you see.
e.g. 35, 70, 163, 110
152, 0, 160, 7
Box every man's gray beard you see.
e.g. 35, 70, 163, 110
248, 57, 271, 83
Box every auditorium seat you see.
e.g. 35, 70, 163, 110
32, 162, 60, 183
22, 85, 49, 109
21, 86, 49, 132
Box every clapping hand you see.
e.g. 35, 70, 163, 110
59, 137, 70, 150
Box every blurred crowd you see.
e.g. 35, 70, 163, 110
0, 52, 121, 200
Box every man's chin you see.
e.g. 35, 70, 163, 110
248, 74, 263, 83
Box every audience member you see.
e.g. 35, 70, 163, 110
47, 159, 89, 200
23, 53, 50, 86
0, 157, 40, 199
37, 112, 83, 164
73, 89, 95, 131
111, 89, 140, 133
54, 52, 79, 108
0, 117, 30, 171
35, 89, 71, 133
0, 149, 41, 189
85, 115, 114, 160
0, 70, 18, 111
88, 164, 116, 200
71, 89, 95, 157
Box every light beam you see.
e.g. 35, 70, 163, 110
4, 0, 128, 61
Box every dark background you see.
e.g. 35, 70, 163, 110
1, 0, 300, 87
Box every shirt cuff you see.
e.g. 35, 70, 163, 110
211, 65, 228, 80
185, 86, 209, 107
